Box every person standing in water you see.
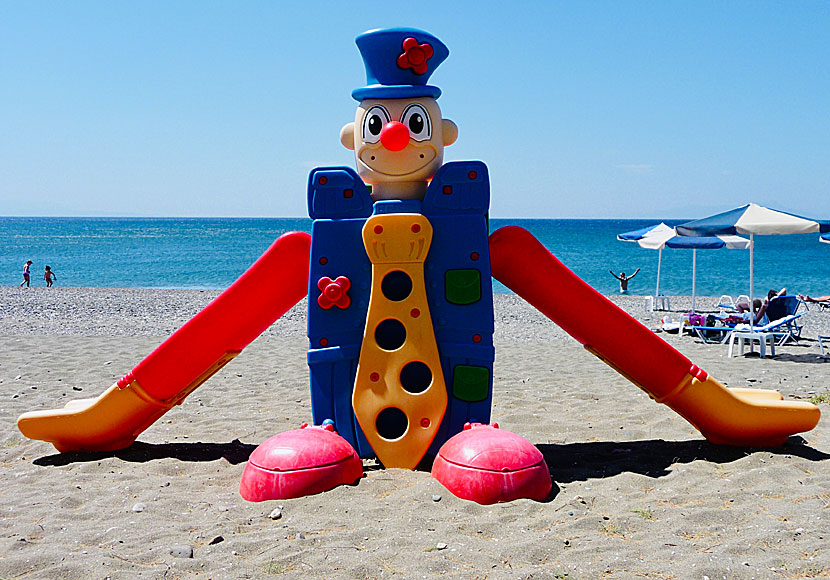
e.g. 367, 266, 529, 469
610, 268, 640, 293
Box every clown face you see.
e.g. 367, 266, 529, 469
340, 97, 458, 200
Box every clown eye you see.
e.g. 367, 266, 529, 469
362, 105, 391, 144
401, 104, 432, 142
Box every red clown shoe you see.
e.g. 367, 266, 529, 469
431, 422, 551, 505
240, 422, 363, 501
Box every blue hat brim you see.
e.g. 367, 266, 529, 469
352, 84, 442, 101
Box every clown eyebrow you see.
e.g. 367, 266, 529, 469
365, 104, 391, 121
400, 103, 432, 134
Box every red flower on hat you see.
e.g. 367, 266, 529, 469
397, 37, 433, 75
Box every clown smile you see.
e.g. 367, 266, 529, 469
358, 143, 438, 176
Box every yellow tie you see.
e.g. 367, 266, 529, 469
352, 213, 447, 469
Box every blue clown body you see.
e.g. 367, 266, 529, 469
306, 161, 495, 459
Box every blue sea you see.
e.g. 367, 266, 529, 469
1, 217, 827, 297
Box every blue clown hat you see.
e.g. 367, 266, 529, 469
352, 28, 449, 101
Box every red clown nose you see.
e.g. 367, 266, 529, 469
380, 121, 410, 151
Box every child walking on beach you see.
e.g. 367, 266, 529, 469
44, 265, 56, 287
20, 260, 32, 287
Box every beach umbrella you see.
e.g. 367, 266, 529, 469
618, 223, 750, 312
676, 203, 830, 324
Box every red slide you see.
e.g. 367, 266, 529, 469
489, 226, 819, 446
17, 231, 311, 453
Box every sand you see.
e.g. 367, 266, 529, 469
1, 287, 829, 579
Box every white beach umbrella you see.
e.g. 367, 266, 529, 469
618, 223, 750, 312
676, 203, 830, 325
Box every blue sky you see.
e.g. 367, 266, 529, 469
2, 1, 828, 219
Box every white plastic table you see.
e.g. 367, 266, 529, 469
728, 329, 776, 358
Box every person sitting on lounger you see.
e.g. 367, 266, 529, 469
736, 297, 771, 326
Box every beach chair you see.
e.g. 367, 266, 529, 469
802, 298, 830, 312
765, 296, 804, 344
717, 295, 737, 311
691, 324, 733, 344
688, 314, 736, 344
820, 336, 830, 357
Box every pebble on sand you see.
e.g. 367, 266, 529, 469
170, 545, 194, 558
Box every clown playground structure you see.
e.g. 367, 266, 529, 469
17, 28, 820, 505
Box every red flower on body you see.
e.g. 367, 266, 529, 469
397, 37, 433, 75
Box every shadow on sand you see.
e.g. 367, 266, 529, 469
538, 436, 830, 485
33, 435, 829, 498
34, 439, 257, 467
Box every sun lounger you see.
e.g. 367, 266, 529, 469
765, 296, 804, 343
726, 314, 804, 358
689, 324, 734, 344
797, 295, 829, 312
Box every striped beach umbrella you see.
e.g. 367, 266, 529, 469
618, 223, 750, 311
676, 203, 830, 324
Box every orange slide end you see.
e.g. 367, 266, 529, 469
489, 226, 820, 446
665, 372, 820, 447
17, 231, 311, 453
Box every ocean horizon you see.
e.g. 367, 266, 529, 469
2, 216, 827, 297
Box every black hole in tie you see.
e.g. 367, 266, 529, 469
376, 407, 408, 440
400, 361, 432, 394
375, 319, 406, 351
381, 270, 413, 301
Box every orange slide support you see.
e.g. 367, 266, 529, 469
489, 226, 820, 447
17, 231, 311, 453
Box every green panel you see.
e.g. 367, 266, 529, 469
445, 269, 481, 305
452, 365, 490, 402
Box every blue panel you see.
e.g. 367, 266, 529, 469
308, 166, 373, 220
423, 161, 490, 214
307, 345, 371, 455
421, 162, 495, 456
427, 341, 495, 456
307, 219, 371, 348
306, 183, 372, 454
372, 199, 422, 214
307, 349, 335, 426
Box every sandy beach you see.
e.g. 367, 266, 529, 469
1, 287, 828, 579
